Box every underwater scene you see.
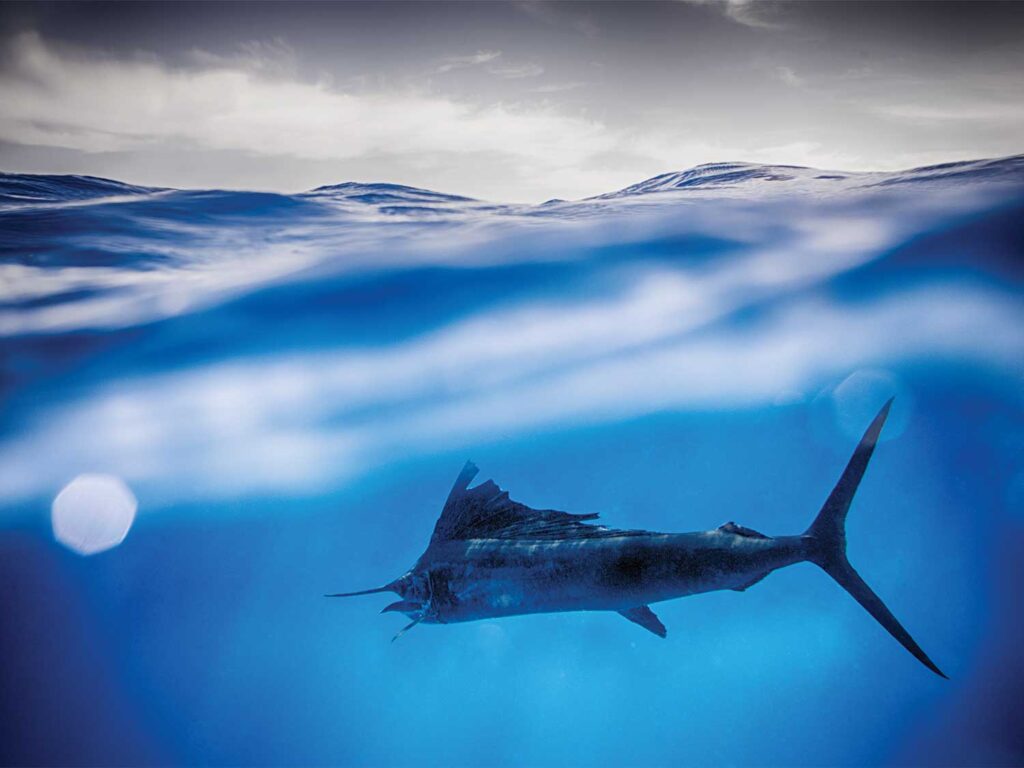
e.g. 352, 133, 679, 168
1, 156, 1023, 766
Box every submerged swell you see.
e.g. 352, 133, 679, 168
2, 155, 1024, 767
1, 157, 1023, 500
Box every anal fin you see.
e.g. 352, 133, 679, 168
731, 572, 768, 592
618, 605, 667, 638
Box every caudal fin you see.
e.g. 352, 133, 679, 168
806, 399, 947, 679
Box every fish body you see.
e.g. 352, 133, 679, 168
416, 531, 807, 622
330, 400, 947, 677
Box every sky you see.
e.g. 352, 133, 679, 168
0, 0, 1022, 201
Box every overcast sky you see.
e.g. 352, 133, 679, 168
0, 1, 1021, 201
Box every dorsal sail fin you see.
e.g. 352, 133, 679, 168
618, 605, 667, 638
429, 461, 649, 545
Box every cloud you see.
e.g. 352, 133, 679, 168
0, 33, 616, 194
513, 2, 601, 38
776, 66, 802, 88
873, 101, 1024, 124
680, 0, 788, 30
721, 1, 787, 30
438, 50, 544, 79
189, 37, 299, 77
435, 50, 502, 73
531, 81, 586, 94
488, 62, 545, 79
2, 29, 1016, 202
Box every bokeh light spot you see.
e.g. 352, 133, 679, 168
830, 369, 911, 442
51, 474, 137, 555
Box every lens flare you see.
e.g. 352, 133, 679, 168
51, 474, 137, 555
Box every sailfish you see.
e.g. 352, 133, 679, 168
328, 400, 946, 677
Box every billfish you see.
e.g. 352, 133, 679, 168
329, 400, 946, 677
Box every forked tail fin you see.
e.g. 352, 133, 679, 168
806, 399, 947, 679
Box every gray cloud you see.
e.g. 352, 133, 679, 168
0, 2, 1021, 200
436, 49, 502, 73
488, 61, 545, 79
680, 0, 790, 30
0, 33, 627, 199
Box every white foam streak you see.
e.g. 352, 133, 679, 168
0, 278, 1020, 505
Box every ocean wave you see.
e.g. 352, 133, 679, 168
1, 156, 1022, 503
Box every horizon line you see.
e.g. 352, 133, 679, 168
2, 151, 1022, 205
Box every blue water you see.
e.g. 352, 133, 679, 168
1, 158, 1023, 766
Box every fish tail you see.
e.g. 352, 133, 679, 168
804, 399, 947, 679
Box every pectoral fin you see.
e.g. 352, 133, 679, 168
618, 605, 667, 638
381, 600, 422, 614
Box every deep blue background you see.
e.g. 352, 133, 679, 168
1, 165, 1022, 766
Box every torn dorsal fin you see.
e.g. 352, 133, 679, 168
446, 461, 480, 505
429, 461, 481, 543
618, 606, 667, 638
428, 461, 650, 545
718, 521, 769, 539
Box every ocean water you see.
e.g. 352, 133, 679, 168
1, 158, 1023, 766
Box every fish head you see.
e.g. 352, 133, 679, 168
390, 570, 429, 602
